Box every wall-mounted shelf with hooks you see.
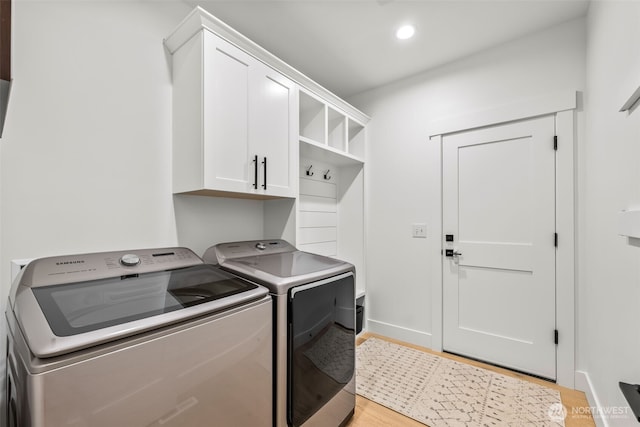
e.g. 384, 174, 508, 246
297, 87, 368, 300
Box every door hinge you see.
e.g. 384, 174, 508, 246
554, 135, 558, 151
554, 329, 559, 345
554, 233, 558, 247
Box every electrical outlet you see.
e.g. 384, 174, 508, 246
412, 223, 427, 238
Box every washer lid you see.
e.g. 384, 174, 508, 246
14, 261, 267, 358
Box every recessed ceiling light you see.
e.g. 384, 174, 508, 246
396, 24, 415, 40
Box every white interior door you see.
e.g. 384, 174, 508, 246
442, 115, 556, 380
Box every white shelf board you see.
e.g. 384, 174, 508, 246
300, 136, 364, 167
356, 289, 366, 299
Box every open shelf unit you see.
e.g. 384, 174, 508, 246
298, 88, 365, 165
297, 87, 368, 300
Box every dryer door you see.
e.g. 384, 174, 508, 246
288, 272, 355, 427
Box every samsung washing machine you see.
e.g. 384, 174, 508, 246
203, 240, 356, 427
5, 247, 272, 427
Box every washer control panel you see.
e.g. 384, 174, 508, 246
23, 247, 202, 287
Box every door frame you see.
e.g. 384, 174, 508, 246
428, 90, 577, 388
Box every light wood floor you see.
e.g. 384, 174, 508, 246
347, 333, 595, 427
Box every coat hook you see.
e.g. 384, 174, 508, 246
324, 169, 331, 180
306, 165, 314, 176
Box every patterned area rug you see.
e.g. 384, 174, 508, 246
356, 338, 565, 426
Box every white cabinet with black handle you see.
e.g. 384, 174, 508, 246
167, 26, 296, 199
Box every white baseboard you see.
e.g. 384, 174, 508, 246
575, 370, 608, 427
365, 319, 432, 348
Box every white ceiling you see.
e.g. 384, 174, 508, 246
191, 0, 590, 99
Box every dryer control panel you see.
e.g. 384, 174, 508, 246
204, 240, 295, 264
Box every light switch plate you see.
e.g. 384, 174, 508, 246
412, 223, 427, 238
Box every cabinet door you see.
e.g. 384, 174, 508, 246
251, 62, 296, 198
202, 32, 254, 194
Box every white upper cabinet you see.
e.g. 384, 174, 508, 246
250, 62, 296, 198
202, 33, 251, 194
170, 30, 295, 199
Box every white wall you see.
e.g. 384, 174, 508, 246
0, 0, 266, 414
349, 18, 586, 347
579, 2, 640, 425
0, 0, 267, 275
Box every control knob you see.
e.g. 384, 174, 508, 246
255, 242, 266, 250
120, 254, 140, 267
